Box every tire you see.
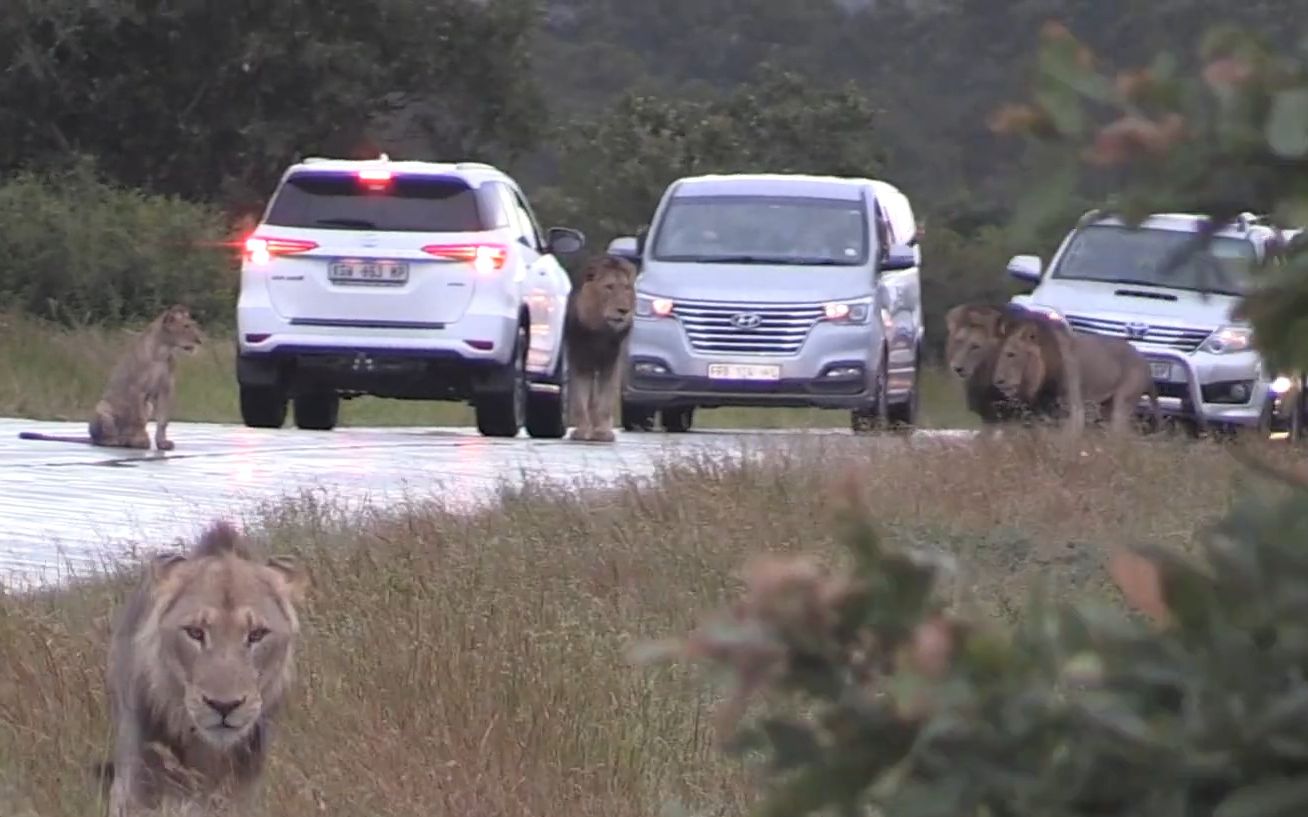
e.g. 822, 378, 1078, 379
661, 406, 694, 433
851, 356, 889, 434
240, 385, 287, 429
1291, 389, 1305, 444
292, 392, 340, 431
886, 362, 920, 431
475, 323, 528, 438
526, 353, 568, 439
622, 401, 656, 431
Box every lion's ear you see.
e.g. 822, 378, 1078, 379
150, 553, 187, 584
267, 557, 311, 604
945, 305, 966, 334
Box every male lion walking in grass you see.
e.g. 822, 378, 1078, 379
18, 304, 203, 451
564, 255, 637, 442
100, 520, 310, 817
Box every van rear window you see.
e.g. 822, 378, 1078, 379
263, 173, 486, 232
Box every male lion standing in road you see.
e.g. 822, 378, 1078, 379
992, 313, 1161, 435
564, 255, 637, 442
19, 304, 203, 451
101, 520, 310, 817
945, 302, 1061, 427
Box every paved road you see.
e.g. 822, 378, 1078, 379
0, 417, 972, 590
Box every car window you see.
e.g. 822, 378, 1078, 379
493, 184, 531, 246
649, 194, 870, 266
264, 172, 485, 232
509, 187, 544, 251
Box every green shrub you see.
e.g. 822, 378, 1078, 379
0, 162, 237, 325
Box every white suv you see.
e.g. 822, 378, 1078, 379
1007, 210, 1301, 436
235, 155, 585, 438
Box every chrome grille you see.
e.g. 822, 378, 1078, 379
672, 299, 824, 356
1065, 313, 1213, 353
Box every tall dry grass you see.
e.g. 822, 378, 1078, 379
0, 433, 1281, 815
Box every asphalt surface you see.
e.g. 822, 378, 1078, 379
0, 417, 974, 591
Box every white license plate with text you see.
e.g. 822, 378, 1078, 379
708, 363, 781, 381
328, 259, 410, 286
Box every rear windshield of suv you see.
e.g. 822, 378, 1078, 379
263, 172, 486, 232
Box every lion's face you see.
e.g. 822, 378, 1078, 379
150, 552, 308, 749
577, 257, 637, 334
992, 324, 1042, 399
947, 323, 1001, 379
160, 305, 204, 354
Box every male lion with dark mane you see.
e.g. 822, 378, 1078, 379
945, 303, 1061, 427
101, 520, 310, 817
19, 304, 203, 451
564, 254, 637, 442
993, 312, 1161, 435
979, 308, 1088, 436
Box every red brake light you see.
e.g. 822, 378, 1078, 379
422, 243, 509, 275
244, 235, 319, 264
358, 169, 392, 182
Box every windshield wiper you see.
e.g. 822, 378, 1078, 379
314, 217, 378, 229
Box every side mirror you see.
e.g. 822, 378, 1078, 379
1007, 254, 1043, 284
881, 243, 917, 272
607, 236, 640, 261
547, 227, 585, 256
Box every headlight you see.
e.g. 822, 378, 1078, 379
635, 294, 674, 318
1271, 375, 1294, 394
1022, 303, 1067, 324
822, 300, 872, 323
1200, 326, 1253, 354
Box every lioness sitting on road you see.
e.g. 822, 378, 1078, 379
564, 254, 637, 442
992, 310, 1161, 435
101, 520, 310, 817
945, 302, 1060, 426
19, 304, 203, 451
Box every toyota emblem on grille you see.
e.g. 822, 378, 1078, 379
1124, 321, 1150, 340
730, 313, 763, 330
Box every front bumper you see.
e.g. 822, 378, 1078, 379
1136, 349, 1288, 430
621, 316, 881, 410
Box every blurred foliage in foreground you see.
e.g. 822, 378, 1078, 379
994, 22, 1308, 374
639, 21, 1308, 817
639, 468, 1308, 817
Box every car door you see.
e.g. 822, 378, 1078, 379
499, 183, 568, 378
871, 194, 921, 396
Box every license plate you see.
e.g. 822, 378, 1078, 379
708, 363, 781, 381
328, 259, 409, 286
1150, 361, 1174, 381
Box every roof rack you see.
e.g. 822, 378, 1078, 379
456, 161, 497, 171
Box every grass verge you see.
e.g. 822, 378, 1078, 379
0, 433, 1283, 815
0, 311, 977, 430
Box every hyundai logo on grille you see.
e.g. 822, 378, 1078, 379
1124, 321, 1150, 340
729, 313, 763, 330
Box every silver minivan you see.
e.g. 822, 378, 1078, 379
607, 173, 924, 433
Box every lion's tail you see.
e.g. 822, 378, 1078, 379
18, 431, 94, 444
91, 759, 114, 791
1147, 379, 1163, 431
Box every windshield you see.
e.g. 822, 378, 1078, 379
264, 172, 486, 232
650, 194, 870, 266
1051, 224, 1256, 296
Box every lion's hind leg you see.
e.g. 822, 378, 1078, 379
589, 363, 620, 443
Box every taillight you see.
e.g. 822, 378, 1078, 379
244, 236, 319, 265
422, 243, 509, 275
357, 168, 393, 191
